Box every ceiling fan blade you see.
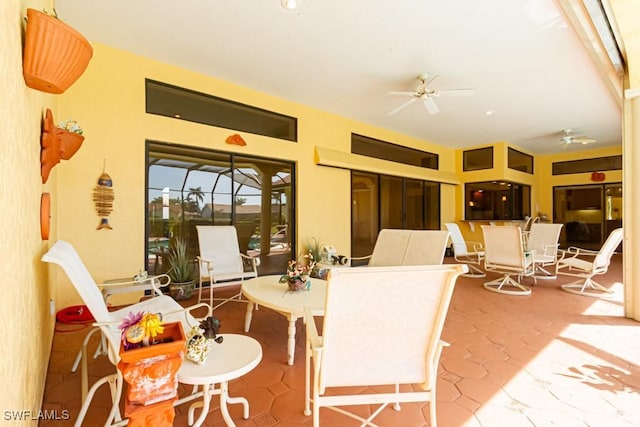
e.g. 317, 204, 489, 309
387, 91, 417, 96
388, 98, 417, 115
425, 73, 439, 86
423, 96, 440, 114
574, 138, 596, 144
433, 88, 475, 97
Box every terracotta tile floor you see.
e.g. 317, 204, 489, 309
41, 254, 640, 426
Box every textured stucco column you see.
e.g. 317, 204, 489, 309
624, 93, 640, 320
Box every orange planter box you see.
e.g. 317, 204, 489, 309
118, 322, 186, 406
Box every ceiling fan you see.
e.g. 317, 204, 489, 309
559, 129, 596, 145
387, 73, 475, 115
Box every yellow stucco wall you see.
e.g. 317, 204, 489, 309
536, 145, 623, 218
55, 42, 460, 309
0, 0, 57, 422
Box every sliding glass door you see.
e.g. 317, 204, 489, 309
351, 171, 440, 262
146, 142, 294, 275
553, 183, 622, 250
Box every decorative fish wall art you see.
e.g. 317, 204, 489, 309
93, 165, 114, 230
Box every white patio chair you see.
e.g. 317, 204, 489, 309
303, 264, 468, 427
350, 228, 450, 266
70, 272, 170, 374
525, 223, 563, 279
444, 222, 485, 277
196, 225, 260, 309
481, 225, 536, 296
556, 227, 623, 297
521, 216, 540, 245
42, 240, 211, 427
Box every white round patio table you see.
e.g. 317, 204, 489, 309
176, 334, 262, 427
241, 275, 327, 365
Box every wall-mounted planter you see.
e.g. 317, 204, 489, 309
23, 8, 93, 94
40, 109, 61, 184
41, 109, 85, 183
59, 129, 84, 160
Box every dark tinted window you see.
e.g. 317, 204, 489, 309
463, 147, 493, 171
508, 147, 534, 174
351, 133, 438, 169
465, 181, 530, 220
145, 79, 297, 141
552, 155, 621, 175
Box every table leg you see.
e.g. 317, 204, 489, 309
219, 381, 235, 426
287, 315, 297, 365
189, 384, 211, 427
244, 302, 254, 332
226, 394, 250, 419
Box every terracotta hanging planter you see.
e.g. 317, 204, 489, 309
40, 109, 61, 184
23, 8, 93, 94
58, 129, 84, 160
40, 109, 86, 183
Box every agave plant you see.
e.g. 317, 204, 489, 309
167, 237, 195, 283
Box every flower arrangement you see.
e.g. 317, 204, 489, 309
119, 311, 165, 350
279, 252, 317, 291
57, 119, 83, 135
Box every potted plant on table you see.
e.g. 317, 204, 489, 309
166, 237, 196, 300
279, 252, 317, 291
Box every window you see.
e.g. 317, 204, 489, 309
351, 133, 438, 169
145, 79, 297, 141
351, 171, 440, 263
465, 181, 530, 220
146, 141, 294, 275
508, 147, 533, 174
552, 155, 622, 175
463, 147, 493, 171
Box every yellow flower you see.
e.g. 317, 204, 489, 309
141, 313, 164, 338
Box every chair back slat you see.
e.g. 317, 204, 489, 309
594, 228, 623, 271
369, 229, 449, 266
527, 223, 563, 256
368, 229, 412, 266
41, 240, 111, 322
444, 223, 470, 257
403, 230, 450, 265
196, 226, 243, 275
482, 225, 526, 268
319, 264, 466, 390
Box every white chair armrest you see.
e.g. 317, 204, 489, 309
467, 241, 484, 251
349, 254, 372, 266
98, 274, 171, 297
240, 252, 261, 267
559, 246, 599, 260
541, 244, 560, 258
183, 302, 213, 321
196, 255, 213, 273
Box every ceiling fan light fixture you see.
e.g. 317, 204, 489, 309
281, 0, 299, 10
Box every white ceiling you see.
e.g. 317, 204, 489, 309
55, 0, 623, 155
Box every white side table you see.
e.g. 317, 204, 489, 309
241, 275, 327, 365
176, 334, 262, 427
